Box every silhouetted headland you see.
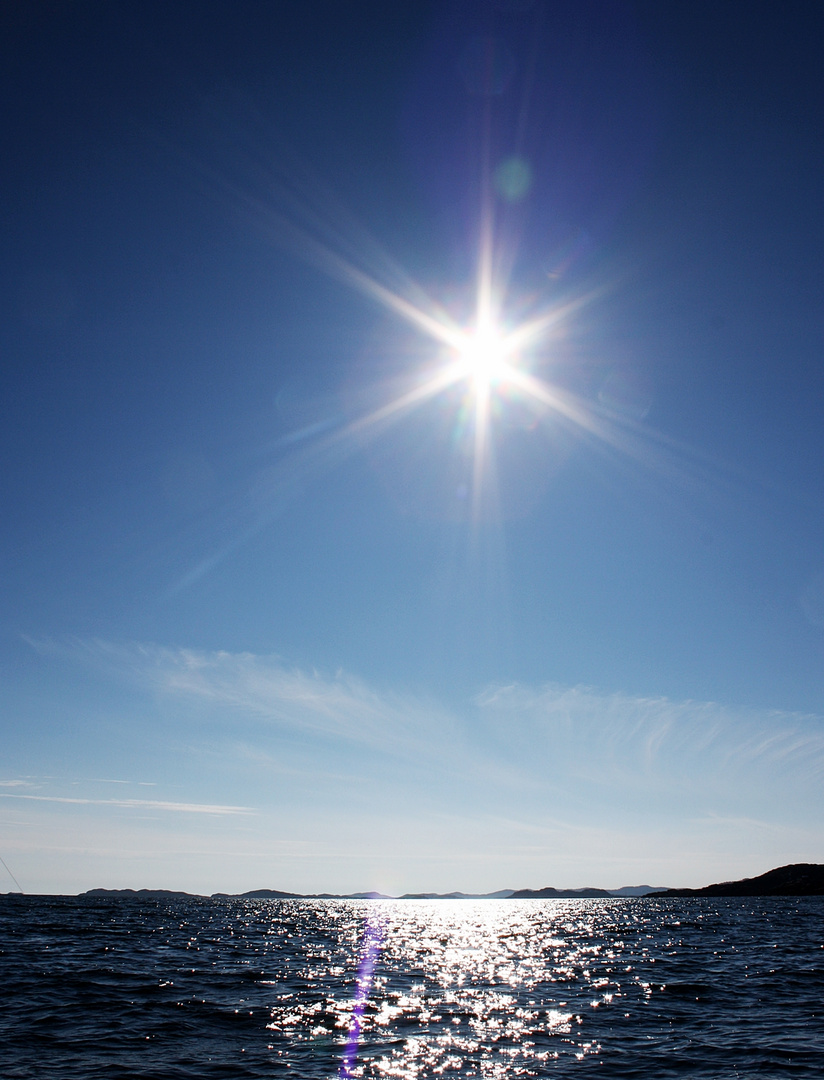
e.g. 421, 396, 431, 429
652, 863, 824, 897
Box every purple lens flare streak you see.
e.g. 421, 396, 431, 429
339, 908, 385, 1078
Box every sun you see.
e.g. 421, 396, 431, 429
253, 162, 590, 521
456, 321, 511, 392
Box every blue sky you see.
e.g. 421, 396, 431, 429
2, 1, 824, 895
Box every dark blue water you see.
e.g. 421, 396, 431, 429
1, 895, 821, 1078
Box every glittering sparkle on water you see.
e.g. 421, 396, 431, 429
6, 895, 822, 1077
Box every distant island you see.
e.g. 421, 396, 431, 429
71, 864, 824, 900
80, 886, 662, 900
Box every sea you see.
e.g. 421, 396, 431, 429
1, 894, 822, 1078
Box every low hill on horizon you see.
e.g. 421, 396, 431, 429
653, 862, 824, 897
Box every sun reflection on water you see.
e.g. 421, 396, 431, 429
263, 899, 658, 1076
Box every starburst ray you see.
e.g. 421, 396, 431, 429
344, 361, 466, 438
181, 106, 741, 593
245, 188, 468, 352
501, 291, 597, 355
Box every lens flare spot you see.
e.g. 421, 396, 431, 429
494, 156, 533, 202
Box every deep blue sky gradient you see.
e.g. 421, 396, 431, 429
2, 1, 824, 893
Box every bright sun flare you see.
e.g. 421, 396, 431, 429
267, 161, 599, 522
458, 323, 510, 391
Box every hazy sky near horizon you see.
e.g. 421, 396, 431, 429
2, 1, 824, 895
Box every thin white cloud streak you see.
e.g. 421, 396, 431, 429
78, 779, 156, 786
0, 793, 252, 815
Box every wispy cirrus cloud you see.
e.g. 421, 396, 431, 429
476, 681, 824, 793
10, 640, 824, 891
29, 637, 458, 757
25, 637, 824, 819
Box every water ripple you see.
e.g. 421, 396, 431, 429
0, 895, 822, 1077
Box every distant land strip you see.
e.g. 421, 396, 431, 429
3, 862, 819, 900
